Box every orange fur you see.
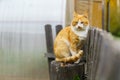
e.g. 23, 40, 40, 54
54, 12, 89, 63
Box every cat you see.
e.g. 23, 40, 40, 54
54, 12, 89, 64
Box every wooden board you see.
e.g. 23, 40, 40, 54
50, 61, 85, 80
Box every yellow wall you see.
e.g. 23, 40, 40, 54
91, 1, 102, 28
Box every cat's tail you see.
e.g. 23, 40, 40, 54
55, 50, 83, 63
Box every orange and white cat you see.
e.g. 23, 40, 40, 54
54, 12, 89, 64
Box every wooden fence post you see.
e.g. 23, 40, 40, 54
50, 61, 85, 80
45, 24, 55, 77
91, 29, 102, 80
55, 25, 63, 35
45, 24, 63, 80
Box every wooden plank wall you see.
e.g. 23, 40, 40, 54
75, 0, 89, 14
91, 1, 102, 29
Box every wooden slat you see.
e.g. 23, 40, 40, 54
90, 29, 97, 80
107, 41, 120, 80
45, 24, 63, 80
92, 29, 102, 80
89, 28, 96, 80
95, 31, 113, 80
87, 28, 93, 80
84, 27, 91, 79
55, 25, 62, 35
45, 24, 54, 53
45, 53, 55, 58
91, 28, 102, 80
45, 24, 54, 79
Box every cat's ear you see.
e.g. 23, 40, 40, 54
83, 12, 88, 18
74, 11, 79, 17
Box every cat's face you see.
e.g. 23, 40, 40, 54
71, 12, 89, 31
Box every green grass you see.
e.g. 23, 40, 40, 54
73, 75, 81, 80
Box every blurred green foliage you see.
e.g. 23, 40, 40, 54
73, 75, 80, 80
109, 0, 120, 37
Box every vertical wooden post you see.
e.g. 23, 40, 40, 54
55, 25, 63, 35
50, 61, 85, 80
45, 24, 63, 80
45, 24, 54, 76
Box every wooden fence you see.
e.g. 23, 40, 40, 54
45, 24, 120, 80
45, 24, 63, 74
84, 27, 120, 80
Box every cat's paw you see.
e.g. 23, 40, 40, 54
75, 59, 80, 64
74, 50, 83, 64
78, 50, 83, 56
60, 63, 66, 67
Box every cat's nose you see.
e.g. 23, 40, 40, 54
78, 26, 82, 29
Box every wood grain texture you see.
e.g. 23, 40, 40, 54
85, 27, 120, 80
50, 61, 85, 80
55, 25, 63, 35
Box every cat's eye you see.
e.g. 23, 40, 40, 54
72, 21, 78, 26
75, 21, 78, 24
81, 22, 84, 24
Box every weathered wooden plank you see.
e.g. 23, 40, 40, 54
50, 61, 85, 80
104, 33, 120, 80
95, 31, 113, 80
83, 29, 89, 58
87, 28, 92, 80
45, 24, 54, 53
84, 28, 91, 78
90, 28, 97, 80
90, 29, 97, 80
96, 31, 105, 80
91, 28, 102, 80
87, 27, 94, 80
45, 53, 55, 58
106, 41, 120, 80
92, 29, 102, 80
55, 25, 62, 35
45, 24, 55, 78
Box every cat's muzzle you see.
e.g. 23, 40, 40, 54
77, 26, 84, 31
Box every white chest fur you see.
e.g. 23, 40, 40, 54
71, 26, 89, 40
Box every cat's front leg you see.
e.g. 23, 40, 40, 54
70, 45, 80, 63
70, 42, 78, 55
75, 50, 83, 63
70, 48, 77, 56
